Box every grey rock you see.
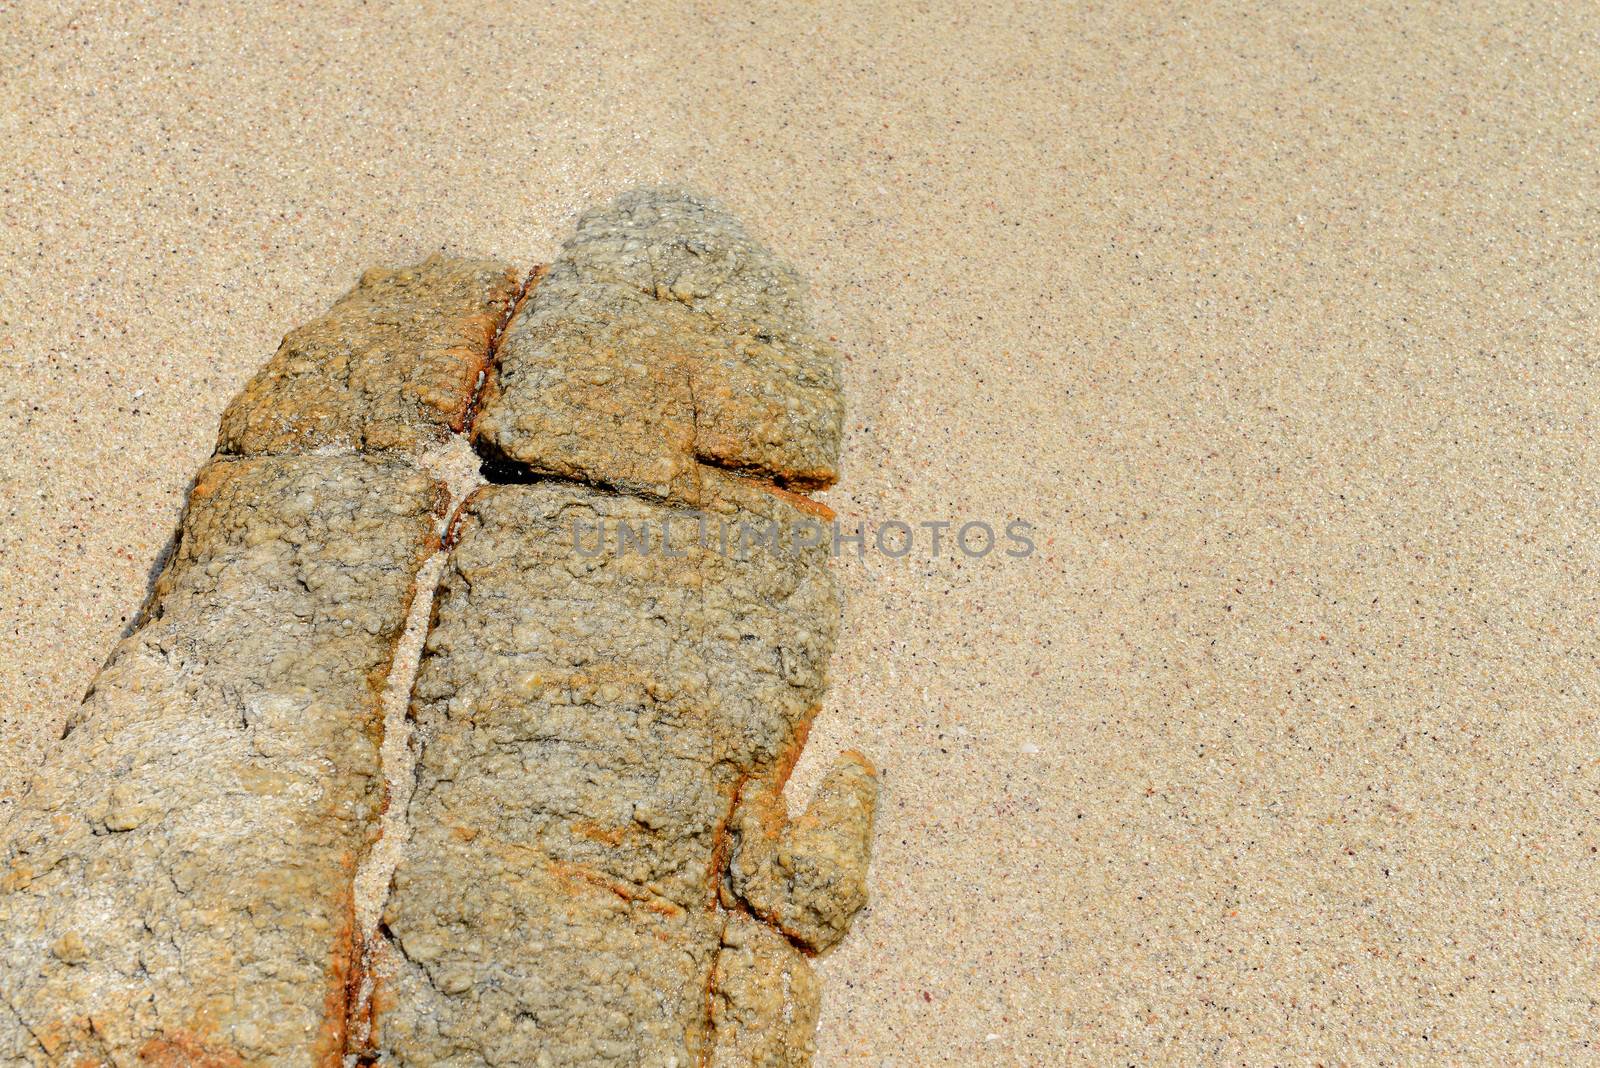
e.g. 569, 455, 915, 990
372, 191, 876, 1066
0, 255, 515, 1066
0, 454, 446, 1066
0, 192, 875, 1067
473, 189, 844, 498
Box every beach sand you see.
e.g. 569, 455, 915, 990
3, 2, 1597, 1062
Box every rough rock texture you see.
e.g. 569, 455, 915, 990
725, 753, 879, 955
473, 190, 844, 498
219, 256, 523, 456
370, 191, 876, 1066
707, 915, 821, 1068
0, 455, 445, 1066
370, 475, 836, 1064
0, 195, 873, 1066
0, 257, 513, 1065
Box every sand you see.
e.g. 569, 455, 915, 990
3, 2, 1597, 1063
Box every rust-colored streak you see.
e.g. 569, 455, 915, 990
547, 861, 686, 917
314, 874, 360, 1067
751, 479, 835, 521
459, 264, 546, 436
704, 774, 751, 909
137, 1034, 247, 1068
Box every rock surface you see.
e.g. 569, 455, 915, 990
219, 256, 523, 456
0, 257, 513, 1065
726, 752, 879, 955
0, 193, 874, 1067
370, 191, 875, 1066
708, 913, 822, 1068
371, 473, 847, 1064
474, 190, 844, 498
0, 455, 445, 1066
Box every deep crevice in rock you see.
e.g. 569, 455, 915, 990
341, 264, 539, 1063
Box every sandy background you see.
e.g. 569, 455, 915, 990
4, 2, 1598, 1063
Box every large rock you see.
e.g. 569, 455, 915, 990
0, 255, 516, 1066
0, 193, 876, 1067
0, 454, 445, 1066
371, 192, 876, 1066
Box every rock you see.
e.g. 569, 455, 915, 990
0, 256, 513, 1067
727, 751, 880, 953
371, 191, 875, 1066
0, 454, 446, 1066
372, 472, 845, 1064
218, 255, 523, 456
709, 913, 821, 1068
473, 189, 844, 499
0, 192, 875, 1067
